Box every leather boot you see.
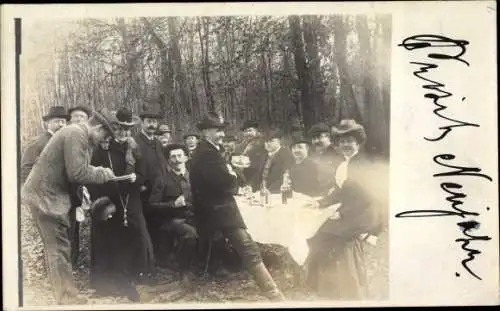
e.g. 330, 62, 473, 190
248, 262, 286, 301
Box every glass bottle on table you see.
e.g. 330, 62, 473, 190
281, 171, 289, 205
260, 181, 271, 208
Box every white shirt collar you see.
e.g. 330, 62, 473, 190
141, 129, 155, 141
206, 139, 220, 151
268, 146, 281, 158
47, 129, 55, 136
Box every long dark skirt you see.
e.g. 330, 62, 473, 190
305, 233, 368, 300
90, 195, 154, 296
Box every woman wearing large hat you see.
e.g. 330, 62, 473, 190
87, 107, 154, 302
305, 119, 382, 300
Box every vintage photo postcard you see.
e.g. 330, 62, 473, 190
1, 2, 498, 310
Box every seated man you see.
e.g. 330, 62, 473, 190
148, 143, 198, 278
289, 137, 322, 197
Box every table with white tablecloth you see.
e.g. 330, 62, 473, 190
234, 192, 339, 266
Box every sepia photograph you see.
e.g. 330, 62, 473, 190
18, 13, 390, 306
2, 2, 497, 310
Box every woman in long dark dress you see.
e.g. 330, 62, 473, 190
305, 120, 383, 300
87, 108, 154, 301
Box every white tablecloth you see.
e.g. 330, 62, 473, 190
235, 192, 339, 266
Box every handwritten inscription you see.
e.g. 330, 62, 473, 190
396, 35, 493, 280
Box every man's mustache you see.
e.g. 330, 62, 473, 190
147, 126, 157, 130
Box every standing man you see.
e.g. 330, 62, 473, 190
68, 105, 92, 124
189, 112, 285, 301
156, 123, 172, 148
183, 131, 200, 158
66, 104, 92, 268
21, 109, 117, 305
21, 106, 68, 184
134, 107, 169, 264
234, 120, 267, 192
258, 129, 295, 194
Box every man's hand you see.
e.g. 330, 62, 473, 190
174, 195, 186, 208
226, 164, 237, 177
128, 173, 137, 183
140, 185, 147, 192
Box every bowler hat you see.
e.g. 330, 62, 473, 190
139, 107, 162, 119
263, 128, 284, 141
241, 120, 259, 131
115, 107, 139, 127
331, 119, 367, 145
290, 136, 311, 147
91, 196, 116, 221
157, 124, 171, 134
43, 106, 69, 121
92, 108, 118, 139
68, 105, 92, 118
183, 132, 200, 140
308, 122, 331, 137
197, 112, 229, 131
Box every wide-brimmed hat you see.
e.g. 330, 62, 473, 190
241, 120, 259, 131
331, 119, 367, 145
114, 107, 139, 127
68, 105, 92, 118
43, 106, 69, 121
92, 108, 118, 139
91, 196, 116, 221
197, 112, 229, 131
157, 124, 171, 134
307, 122, 330, 137
139, 107, 163, 119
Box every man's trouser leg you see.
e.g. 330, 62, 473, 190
221, 227, 285, 301
29, 206, 80, 304
67, 208, 80, 269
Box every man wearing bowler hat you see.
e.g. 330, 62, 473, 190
134, 107, 169, 265
234, 120, 267, 192
156, 123, 172, 148
21, 106, 69, 184
183, 131, 200, 158
289, 136, 322, 197
189, 112, 285, 301
68, 105, 92, 124
21, 109, 118, 305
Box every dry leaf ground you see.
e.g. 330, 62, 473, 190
20, 205, 388, 306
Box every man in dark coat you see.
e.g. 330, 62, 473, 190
234, 120, 267, 192
305, 119, 383, 300
21, 106, 68, 184
134, 107, 169, 262
257, 129, 295, 194
21, 109, 117, 305
189, 112, 285, 301
87, 108, 154, 302
289, 137, 322, 197
307, 122, 343, 194
148, 143, 198, 277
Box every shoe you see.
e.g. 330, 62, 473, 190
248, 262, 286, 302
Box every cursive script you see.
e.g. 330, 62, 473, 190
396, 34, 493, 280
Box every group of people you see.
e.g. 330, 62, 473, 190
21, 103, 384, 305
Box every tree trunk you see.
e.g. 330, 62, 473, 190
289, 15, 314, 131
